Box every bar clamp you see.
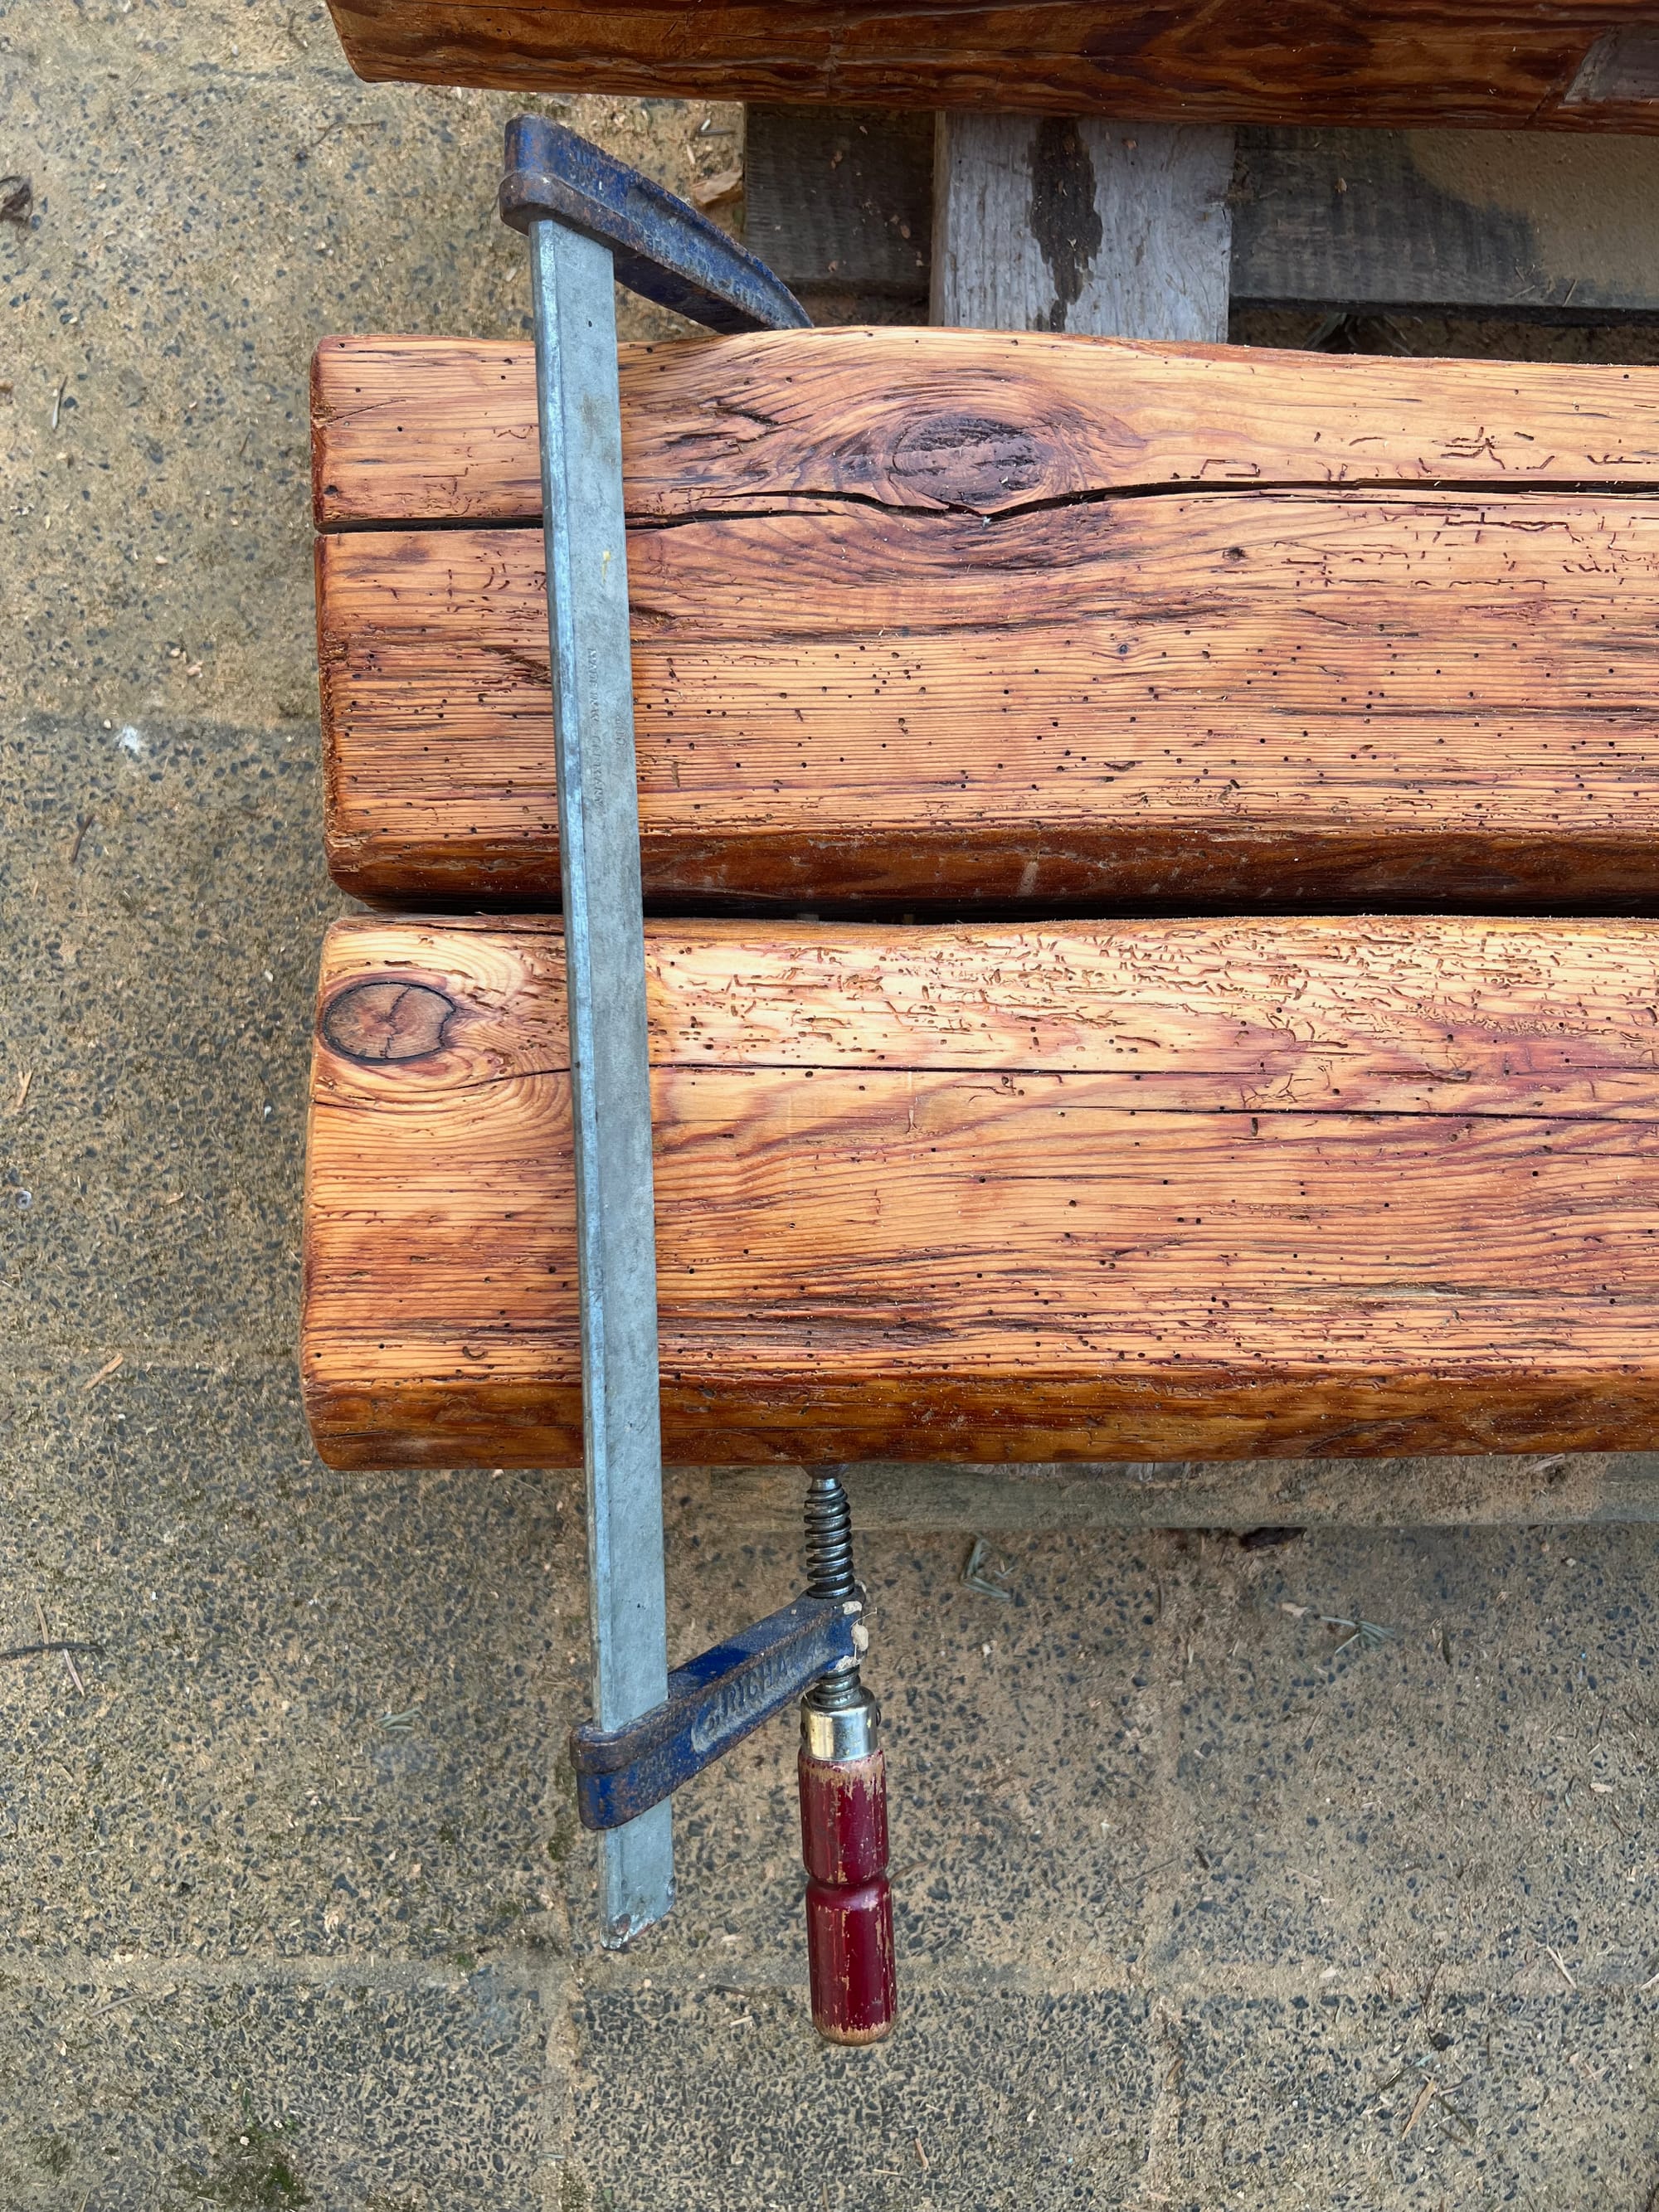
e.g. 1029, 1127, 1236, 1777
500, 121, 893, 2041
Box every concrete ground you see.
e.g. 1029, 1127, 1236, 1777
7, 3, 1659, 2204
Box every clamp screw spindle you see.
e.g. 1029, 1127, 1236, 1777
804, 1472, 863, 1710
803, 1471, 856, 1602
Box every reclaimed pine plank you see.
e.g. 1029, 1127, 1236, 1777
303, 913, 1659, 1469
311, 331, 1659, 912
318, 486, 1659, 912
311, 328, 1659, 531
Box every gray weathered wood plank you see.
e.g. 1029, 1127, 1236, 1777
930, 113, 1233, 338
1233, 128, 1659, 314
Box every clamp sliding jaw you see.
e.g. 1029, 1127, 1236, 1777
570, 1587, 862, 1835
572, 1471, 897, 2044
500, 119, 893, 2043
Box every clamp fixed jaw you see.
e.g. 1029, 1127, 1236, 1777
500, 114, 811, 333
499, 121, 893, 2040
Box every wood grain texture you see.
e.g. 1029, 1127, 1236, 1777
303, 914, 1659, 1470
311, 327, 1659, 532
318, 484, 1659, 912
323, 2, 1659, 133
312, 328, 1659, 911
930, 114, 1233, 339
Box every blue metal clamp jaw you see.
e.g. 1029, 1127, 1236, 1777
500, 114, 811, 335
571, 1590, 863, 1831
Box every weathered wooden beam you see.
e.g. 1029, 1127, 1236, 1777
312, 328, 1659, 528
304, 912, 1659, 1471
313, 331, 1659, 913
930, 114, 1233, 339
745, 106, 1659, 319
320, 493, 1659, 914
323, 3, 1659, 134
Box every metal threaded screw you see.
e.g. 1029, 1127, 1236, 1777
804, 1471, 855, 1601
803, 1469, 862, 1711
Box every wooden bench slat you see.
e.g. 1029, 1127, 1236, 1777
319, 485, 1659, 909
312, 330, 1659, 532
304, 914, 1659, 1471
322, 3, 1659, 134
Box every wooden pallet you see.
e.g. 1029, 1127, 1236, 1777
304, 912, 1659, 1469
314, 329, 1659, 913
742, 105, 1659, 322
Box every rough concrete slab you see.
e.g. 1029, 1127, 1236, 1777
1140, 1527, 1659, 1989
2, 5, 741, 734
0, 1961, 548, 2210
4, 711, 328, 1359
0, 1362, 582, 1964
698, 1453, 1659, 1529
567, 1984, 1152, 2212
1167, 1989, 1659, 2209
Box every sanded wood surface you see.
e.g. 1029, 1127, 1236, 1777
312, 328, 1659, 531
304, 914, 1659, 1470
314, 330, 1659, 912
324, 3, 1659, 133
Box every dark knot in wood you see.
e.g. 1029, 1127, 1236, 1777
890, 414, 1046, 508
322, 980, 455, 1063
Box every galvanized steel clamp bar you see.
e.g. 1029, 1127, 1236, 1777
500, 119, 810, 1951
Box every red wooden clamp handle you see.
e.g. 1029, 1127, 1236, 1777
799, 1733, 897, 2044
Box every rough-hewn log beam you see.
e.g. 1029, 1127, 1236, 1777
312, 331, 1659, 914
304, 914, 1659, 1470
323, 3, 1659, 134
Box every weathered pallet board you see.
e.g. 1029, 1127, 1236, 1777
314, 330, 1659, 912
929, 114, 1234, 338
745, 106, 1659, 320
304, 913, 1659, 1471
324, 2, 1659, 134
1233, 128, 1659, 317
